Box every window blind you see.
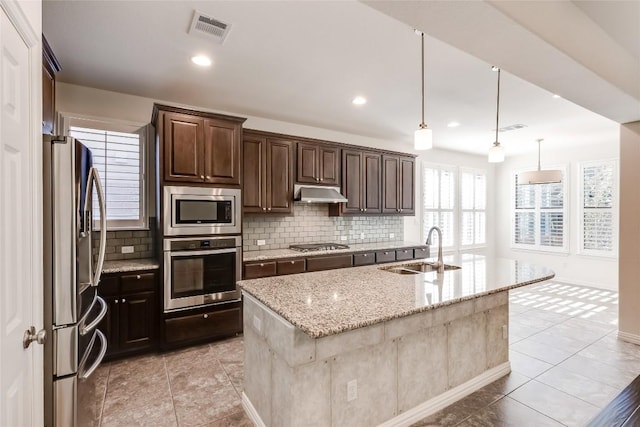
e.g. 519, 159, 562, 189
69, 126, 143, 228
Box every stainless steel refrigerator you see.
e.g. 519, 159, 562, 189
43, 135, 108, 426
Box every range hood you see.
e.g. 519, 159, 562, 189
294, 184, 348, 203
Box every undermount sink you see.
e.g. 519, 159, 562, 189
381, 262, 461, 275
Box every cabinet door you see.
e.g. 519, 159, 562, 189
341, 150, 363, 214
118, 291, 157, 352
399, 157, 415, 214
296, 142, 318, 183
266, 139, 293, 213
203, 118, 241, 185
42, 65, 55, 135
163, 113, 204, 182
363, 152, 382, 213
382, 155, 400, 213
318, 145, 340, 186
243, 135, 266, 213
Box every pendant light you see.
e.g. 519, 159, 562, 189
518, 139, 562, 184
488, 66, 505, 163
414, 30, 432, 150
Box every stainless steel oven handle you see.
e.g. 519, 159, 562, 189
91, 167, 107, 287
79, 330, 107, 380
79, 296, 107, 336
169, 248, 238, 257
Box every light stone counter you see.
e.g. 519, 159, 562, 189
238, 253, 554, 338
242, 240, 427, 262
240, 254, 555, 427
102, 258, 160, 274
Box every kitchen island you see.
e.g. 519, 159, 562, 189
238, 254, 554, 427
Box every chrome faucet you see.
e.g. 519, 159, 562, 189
426, 226, 444, 273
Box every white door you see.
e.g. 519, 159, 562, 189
0, 1, 43, 426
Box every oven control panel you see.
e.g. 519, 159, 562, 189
165, 236, 241, 251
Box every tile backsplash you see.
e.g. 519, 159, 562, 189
243, 204, 404, 251
92, 217, 157, 261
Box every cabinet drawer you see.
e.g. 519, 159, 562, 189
396, 249, 413, 261
375, 250, 396, 264
164, 305, 242, 345
120, 272, 156, 293
414, 247, 430, 259
98, 275, 120, 297
276, 259, 306, 275
353, 252, 375, 266
306, 254, 353, 272
244, 261, 277, 279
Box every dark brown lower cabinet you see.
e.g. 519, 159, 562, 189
162, 301, 242, 349
98, 270, 159, 360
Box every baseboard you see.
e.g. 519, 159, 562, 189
618, 331, 640, 346
242, 392, 266, 427
378, 362, 512, 427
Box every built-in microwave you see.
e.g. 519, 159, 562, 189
163, 186, 241, 236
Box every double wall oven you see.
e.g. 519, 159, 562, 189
162, 186, 242, 312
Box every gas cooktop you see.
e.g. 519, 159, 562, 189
289, 243, 350, 252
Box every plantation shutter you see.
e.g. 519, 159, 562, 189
423, 165, 456, 248
582, 162, 615, 253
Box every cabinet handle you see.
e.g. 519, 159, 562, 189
320, 178, 323, 182
267, 207, 272, 211
115, 299, 119, 304
206, 175, 211, 179
121, 298, 126, 303
136, 275, 141, 280
290, 261, 295, 264
200, 175, 205, 179
262, 208, 267, 211
404, 250, 408, 253
363, 254, 367, 257
400, 209, 403, 212
204, 314, 209, 319
363, 208, 367, 212
384, 252, 389, 255
260, 263, 264, 267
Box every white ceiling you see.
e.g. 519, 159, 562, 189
43, 0, 636, 157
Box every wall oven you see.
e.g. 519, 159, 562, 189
163, 186, 241, 236
163, 236, 242, 311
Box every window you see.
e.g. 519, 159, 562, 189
62, 115, 147, 230
579, 160, 617, 256
460, 169, 486, 248
512, 167, 567, 252
423, 165, 456, 249
422, 164, 487, 251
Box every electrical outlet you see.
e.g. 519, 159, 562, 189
256, 239, 266, 246
360, 232, 365, 240
389, 233, 395, 239
347, 379, 357, 401
121, 246, 134, 254
502, 325, 508, 340
253, 315, 262, 333
340, 235, 347, 241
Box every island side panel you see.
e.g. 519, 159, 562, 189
242, 291, 510, 427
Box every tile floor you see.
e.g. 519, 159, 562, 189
94, 281, 638, 426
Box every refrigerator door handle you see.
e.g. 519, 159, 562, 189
79, 296, 107, 336
78, 330, 107, 380
88, 167, 107, 287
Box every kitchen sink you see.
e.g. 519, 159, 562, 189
381, 262, 461, 275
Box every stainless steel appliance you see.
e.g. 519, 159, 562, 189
289, 243, 350, 252
163, 186, 241, 236
163, 236, 241, 311
43, 136, 108, 427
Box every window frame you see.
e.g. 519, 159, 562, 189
578, 159, 618, 258
511, 165, 569, 254
59, 112, 148, 230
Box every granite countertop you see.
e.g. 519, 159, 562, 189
243, 240, 427, 262
238, 253, 555, 338
102, 258, 160, 274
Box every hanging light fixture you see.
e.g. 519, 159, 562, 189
488, 66, 505, 163
414, 30, 432, 150
518, 139, 562, 184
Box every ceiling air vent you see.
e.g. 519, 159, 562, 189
497, 124, 528, 133
189, 10, 231, 44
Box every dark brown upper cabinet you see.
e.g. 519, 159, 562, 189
296, 142, 340, 186
339, 149, 382, 215
243, 131, 293, 214
382, 155, 415, 215
42, 35, 61, 135
152, 104, 246, 186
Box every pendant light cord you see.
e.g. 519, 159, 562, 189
494, 68, 501, 144
420, 31, 425, 127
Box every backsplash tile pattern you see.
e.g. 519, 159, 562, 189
243, 204, 404, 251
92, 217, 157, 261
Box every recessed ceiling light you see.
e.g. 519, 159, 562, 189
552, 94, 561, 99
191, 55, 212, 67
352, 96, 367, 105
447, 121, 460, 128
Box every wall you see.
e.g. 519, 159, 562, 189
494, 142, 620, 290
406, 149, 497, 257
619, 121, 640, 341
243, 204, 404, 251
